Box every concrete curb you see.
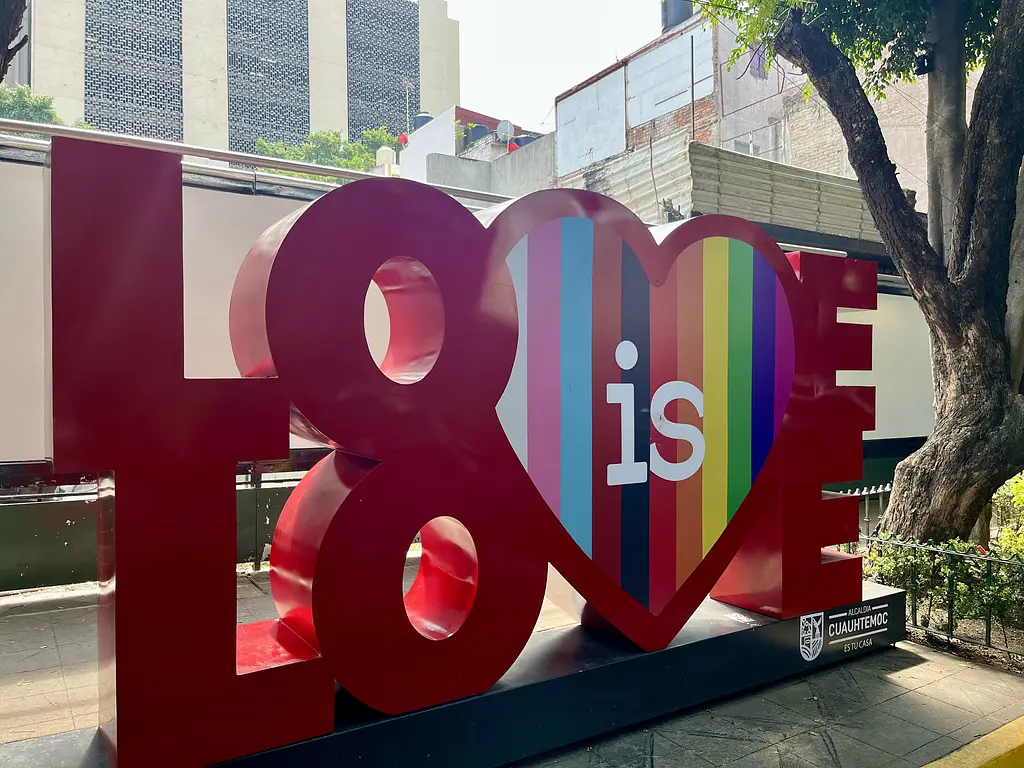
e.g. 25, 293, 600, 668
0, 582, 100, 618
927, 717, 1024, 767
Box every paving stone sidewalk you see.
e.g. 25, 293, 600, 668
513, 642, 1024, 767
1, 573, 1023, 767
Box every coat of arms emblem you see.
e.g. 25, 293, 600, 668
799, 612, 824, 661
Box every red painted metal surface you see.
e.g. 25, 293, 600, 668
48, 138, 334, 768
712, 252, 876, 617
44, 138, 875, 766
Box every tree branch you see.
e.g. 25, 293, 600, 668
925, 0, 967, 264
773, 10, 959, 336
0, 0, 29, 83
7, 34, 27, 59
950, 0, 1024, 317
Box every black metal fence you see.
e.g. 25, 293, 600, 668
863, 534, 1024, 655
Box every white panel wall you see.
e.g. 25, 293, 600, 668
626, 27, 713, 127
0, 155, 934, 462
401, 106, 458, 182
182, 189, 307, 379
0, 158, 392, 461
0, 162, 48, 461
555, 67, 627, 177
838, 294, 935, 440
182, 186, 390, 450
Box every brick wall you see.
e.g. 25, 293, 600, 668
783, 89, 852, 179
627, 95, 717, 149
460, 136, 506, 162
783, 77, 976, 213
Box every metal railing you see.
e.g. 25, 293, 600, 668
0, 117, 512, 206
863, 534, 1024, 655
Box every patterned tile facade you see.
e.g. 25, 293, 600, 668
79, 0, 425, 150
346, 0, 420, 139
226, 0, 311, 154
84, 0, 184, 140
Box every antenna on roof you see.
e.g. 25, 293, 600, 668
496, 120, 515, 142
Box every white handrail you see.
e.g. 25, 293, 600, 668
0, 117, 512, 205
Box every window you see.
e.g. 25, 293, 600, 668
750, 47, 768, 79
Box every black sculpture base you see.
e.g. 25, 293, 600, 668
226, 582, 905, 767
0, 583, 904, 768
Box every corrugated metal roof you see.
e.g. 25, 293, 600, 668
683, 142, 884, 243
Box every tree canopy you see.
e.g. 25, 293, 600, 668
708, 0, 997, 97
255, 128, 400, 182
0, 85, 63, 124
0, 85, 93, 133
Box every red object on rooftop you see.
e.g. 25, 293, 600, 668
507, 142, 519, 152
397, 133, 409, 146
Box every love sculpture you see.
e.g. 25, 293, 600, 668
46, 138, 879, 767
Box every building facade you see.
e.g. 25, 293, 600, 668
550, 11, 806, 223
549, 4, 942, 221
8, 0, 460, 151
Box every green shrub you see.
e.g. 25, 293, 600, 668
866, 531, 1024, 643
993, 473, 1024, 530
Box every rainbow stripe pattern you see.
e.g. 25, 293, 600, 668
509, 217, 795, 614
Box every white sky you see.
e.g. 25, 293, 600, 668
444, 0, 662, 132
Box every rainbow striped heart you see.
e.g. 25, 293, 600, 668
498, 216, 795, 614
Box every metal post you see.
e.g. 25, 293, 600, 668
946, 552, 955, 638
404, 80, 412, 134
985, 558, 993, 647
910, 548, 918, 627
690, 35, 696, 137
251, 464, 263, 572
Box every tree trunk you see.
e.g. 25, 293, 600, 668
1008, 167, 1024, 393
925, 0, 968, 261
0, 1, 29, 84
774, 4, 1024, 543
971, 504, 992, 547
880, 314, 1024, 541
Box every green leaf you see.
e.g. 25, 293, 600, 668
0, 85, 65, 126
252, 127, 401, 182
699, 0, 999, 97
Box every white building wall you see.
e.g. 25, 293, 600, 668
182, 0, 229, 149
555, 66, 627, 177
717, 24, 805, 164
419, 0, 460, 119
31, 0, 85, 123
625, 26, 713, 128
308, 0, 349, 136
400, 105, 457, 182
